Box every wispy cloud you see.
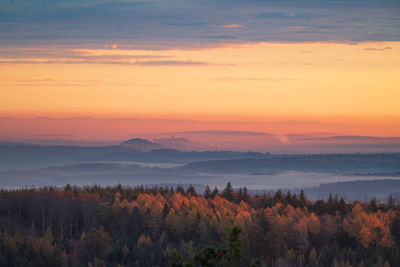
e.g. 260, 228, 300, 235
220, 24, 243, 29
0, 48, 208, 66
0, 49, 169, 60
0, 59, 208, 66
256, 12, 323, 20
201, 35, 236, 40
215, 77, 310, 82
135, 60, 208, 66
363, 47, 392, 51
0, 78, 142, 87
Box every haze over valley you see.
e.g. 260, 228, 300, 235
1, 135, 399, 201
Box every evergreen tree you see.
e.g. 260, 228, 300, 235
237, 187, 243, 203
204, 185, 211, 199
369, 197, 378, 212
64, 183, 72, 192
211, 186, 219, 198
387, 194, 395, 210
299, 190, 307, 208
391, 211, 400, 246
243, 186, 249, 202
222, 182, 234, 201
186, 186, 197, 196
176, 185, 185, 195
273, 190, 284, 204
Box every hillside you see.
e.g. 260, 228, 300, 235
120, 138, 163, 152
0, 185, 399, 266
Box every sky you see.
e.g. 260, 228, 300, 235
1, 0, 400, 139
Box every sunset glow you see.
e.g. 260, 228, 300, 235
1, 0, 399, 142
1, 42, 400, 129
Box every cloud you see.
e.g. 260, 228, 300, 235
363, 47, 392, 51
256, 12, 322, 20
220, 24, 243, 29
28, 134, 75, 138
0, 0, 399, 47
256, 12, 287, 19
134, 60, 208, 66
0, 49, 169, 60
215, 77, 309, 82
0, 78, 142, 87
202, 35, 236, 39
0, 59, 209, 66
0, 48, 208, 66
0, 60, 133, 65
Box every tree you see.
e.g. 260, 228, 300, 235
273, 190, 284, 204
222, 182, 234, 202
390, 211, 400, 246
243, 186, 249, 203
64, 184, 72, 192
176, 185, 185, 195
387, 195, 395, 210
369, 197, 378, 212
43, 227, 54, 243
86, 226, 112, 261
204, 185, 211, 199
299, 190, 307, 208
237, 187, 243, 203
186, 186, 197, 196
211, 187, 219, 198
173, 226, 244, 267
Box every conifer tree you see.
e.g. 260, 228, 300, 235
204, 185, 211, 198
222, 182, 234, 201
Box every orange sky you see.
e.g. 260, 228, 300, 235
1, 41, 400, 137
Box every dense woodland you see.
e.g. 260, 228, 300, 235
0, 183, 399, 266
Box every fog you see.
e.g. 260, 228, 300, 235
1, 161, 398, 191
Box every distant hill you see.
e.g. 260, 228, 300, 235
167, 130, 273, 136
153, 137, 204, 150
245, 179, 400, 201
302, 179, 400, 201
181, 153, 400, 175
120, 138, 163, 152
92, 149, 270, 163
309, 135, 400, 143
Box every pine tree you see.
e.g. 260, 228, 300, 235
299, 190, 307, 208
273, 190, 284, 204
222, 182, 234, 201
204, 185, 211, 198
176, 185, 185, 195
243, 186, 249, 202
391, 211, 400, 246
211, 187, 219, 198
64, 184, 72, 192
387, 194, 395, 210
186, 186, 197, 196
237, 187, 243, 203
369, 197, 378, 212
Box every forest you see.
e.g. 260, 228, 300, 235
0, 183, 399, 267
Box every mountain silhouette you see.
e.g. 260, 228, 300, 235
120, 138, 163, 152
